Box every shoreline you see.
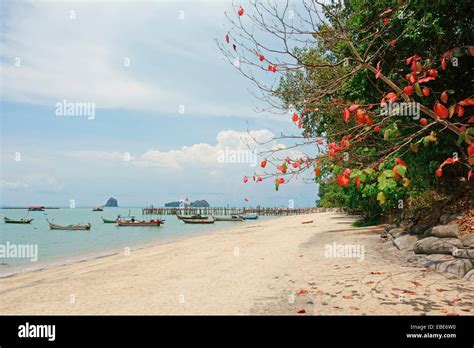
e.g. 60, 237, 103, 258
0, 219, 261, 279
0, 212, 472, 315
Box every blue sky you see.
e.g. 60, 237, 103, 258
0, 0, 319, 207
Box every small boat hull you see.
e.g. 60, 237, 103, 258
116, 220, 162, 227
213, 216, 244, 222
176, 214, 208, 220
47, 219, 91, 230
101, 217, 118, 223
4, 217, 33, 224
241, 215, 258, 220
181, 218, 215, 224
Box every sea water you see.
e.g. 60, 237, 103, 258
0, 207, 273, 277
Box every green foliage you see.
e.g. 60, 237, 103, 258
276, 0, 473, 224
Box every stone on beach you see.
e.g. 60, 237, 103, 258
452, 248, 474, 259
420, 254, 473, 278
424, 224, 459, 238
414, 237, 463, 255
460, 234, 474, 248
392, 234, 420, 251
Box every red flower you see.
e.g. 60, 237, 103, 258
243, 176, 248, 183
422, 87, 430, 97
261, 160, 267, 168
292, 113, 299, 122
237, 7, 244, 16
435, 168, 443, 177
420, 118, 428, 126
259, 55, 265, 62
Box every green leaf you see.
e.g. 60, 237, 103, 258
377, 192, 386, 205
415, 83, 423, 97
395, 164, 407, 176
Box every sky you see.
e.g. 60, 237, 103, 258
0, 0, 319, 208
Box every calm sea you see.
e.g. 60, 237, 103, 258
0, 207, 273, 277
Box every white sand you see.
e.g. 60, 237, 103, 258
0, 212, 472, 315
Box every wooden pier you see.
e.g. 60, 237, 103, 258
142, 206, 342, 216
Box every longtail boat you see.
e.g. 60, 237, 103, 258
4, 217, 33, 224
240, 214, 258, 220
213, 215, 244, 222
47, 219, 91, 230
101, 217, 118, 223
28, 206, 45, 211
92, 206, 104, 211
176, 214, 208, 220
181, 218, 215, 224
116, 219, 162, 227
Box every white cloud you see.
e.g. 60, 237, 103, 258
0, 1, 271, 118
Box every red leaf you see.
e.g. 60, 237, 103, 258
232, 44, 236, 51
243, 177, 248, 183
375, 61, 382, 79
468, 144, 474, 157
468, 170, 472, 181
420, 118, 428, 126
427, 69, 438, 77
297, 309, 306, 314
225, 33, 230, 44
436, 288, 447, 292
456, 105, 465, 117
418, 77, 435, 84
441, 57, 447, 70
435, 168, 443, 177
297, 289, 308, 296
343, 108, 350, 123
395, 158, 407, 167
237, 7, 244, 16
386, 92, 397, 104
422, 87, 430, 97
403, 85, 414, 96
434, 103, 449, 118
389, 39, 397, 47
261, 160, 267, 168
370, 271, 382, 275
349, 104, 360, 112
458, 98, 474, 106
403, 290, 417, 295
259, 55, 265, 62
292, 113, 299, 122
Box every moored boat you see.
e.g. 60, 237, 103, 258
213, 215, 244, 222
116, 219, 162, 227
47, 219, 91, 230
4, 217, 33, 224
92, 206, 104, 211
28, 206, 45, 211
101, 217, 118, 223
181, 218, 215, 224
240, 214, 258, 220
176, 214, 208, 220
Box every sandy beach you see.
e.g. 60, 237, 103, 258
0, 212, 472, 315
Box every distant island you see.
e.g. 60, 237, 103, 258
164, 199, 210, 208
104, 197, 118, 207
